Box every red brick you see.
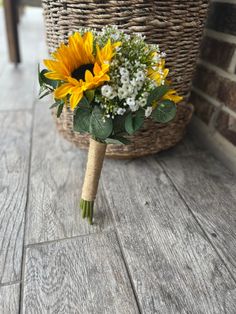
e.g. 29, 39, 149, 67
207, 2, 236, 36
190, 91, 215, 125
218, 79, 236, 112
193, 65, 236, 113
193, 65, 220, 99
200, 36, 235, 72
216, 111, 236, 145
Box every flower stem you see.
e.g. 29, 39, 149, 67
80, 199, 94, 225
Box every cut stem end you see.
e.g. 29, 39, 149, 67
80, 199, 94, 225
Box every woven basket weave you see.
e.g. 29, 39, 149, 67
42, 0, 208, 158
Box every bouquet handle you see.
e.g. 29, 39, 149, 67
80, 138, 107, 224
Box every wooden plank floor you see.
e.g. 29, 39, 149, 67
0, 7, 236, 314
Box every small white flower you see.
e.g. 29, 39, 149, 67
161, 51, 166, 58
136, 80, 144, 91
109, 91, 117, 99
135, 70, 145, 81
138, 98, 147, 107
117, 108, 126, 115
145, 107, 152, 117
101, 85, 113, 98
130, 78, 137, 86
132, 88, 139, 97
118, 87, 128, 99
121, 76, 129, 84
122, 84, 133, 95
142, 92, 149, 99
126, 97, 135, 107
111, 33, 119, 41
119, 67, 129, 77
130, 103, 139, 112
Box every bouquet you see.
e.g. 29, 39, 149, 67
38, 26, 182, 224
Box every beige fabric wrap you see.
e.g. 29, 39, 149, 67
81, 138, 107, 201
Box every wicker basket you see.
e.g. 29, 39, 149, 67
42, 0, 208, 158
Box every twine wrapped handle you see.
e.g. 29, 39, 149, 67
80, 137, 107, 224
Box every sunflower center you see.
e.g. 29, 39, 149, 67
71, 64, 94, 81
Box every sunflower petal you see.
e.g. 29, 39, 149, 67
54, 83, 73, 99
85, 70, 94, 83
44, 71, 65, 81
67, 76, 80, 85
163, 90, 183, 103
163, 68, 169, 79
70, 91, 83, 110
83, 31, 95, 64
93, 63, 102, 76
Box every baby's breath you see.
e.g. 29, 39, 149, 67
82, 25, 167, 117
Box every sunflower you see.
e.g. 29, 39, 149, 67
148, 59, 169, 86
43, 32, 121, 110
163, 89, 183, 103
148, 59, 182, 104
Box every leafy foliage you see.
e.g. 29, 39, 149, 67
125, 110, 145, 135
146, 85, 169, 107
74, 108, 91, 133
90, 106, 113, 140
152, 99, 176, 123
57, 102, 64, 118
105, 136, 130, 145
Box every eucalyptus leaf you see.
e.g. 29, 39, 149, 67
125, 110, 144, 135
85, 90, 95, 103
113, 114, 126, 135
49, 99, 64, 109
38, 64, 44, 87
38, 66, 59, 89
152, 99, 176, 123
39, 89, 52, 99
147, 85, 169, 106
90, 106, 113, 140
73, 108, 91, 133
79, 97, 90, 109
42, 70, 59, 89
57, 102, 64, 118
105, 136, 130, 145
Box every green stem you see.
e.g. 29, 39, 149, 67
80, 199, 94, 225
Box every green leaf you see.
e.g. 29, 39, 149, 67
39, 89, 52, 99
85, 90, 95, 103
38, 66, 59, 89
38, 64, 44, 87
147, 85, 169, 106
49, 99, 64, 109
57, 102, 64, 118
42, 70, 59, 89
78, 97, 91, 109
152, 99, 176, 123
124, 110, 145, 135
90, 106, 113, 140
73, 108, 91, 133
113, 114, 126, 135
105, 136, 130, 145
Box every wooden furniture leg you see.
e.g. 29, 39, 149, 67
3, 0, 21, 64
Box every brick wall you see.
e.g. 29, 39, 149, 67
190, 0, 236, 146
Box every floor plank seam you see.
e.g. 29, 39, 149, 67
24, 228, 116, 248
113, 230, 143, 314
0, 108, 32, 114
158, 159, 236, 286
19, 98, 37, 314
0, 280, 21, 288
100, 184, 143, 314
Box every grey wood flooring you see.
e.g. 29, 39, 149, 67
0, 7, 236, 314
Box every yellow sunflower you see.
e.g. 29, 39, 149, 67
44, 32, 121, 110
148, 58, 183, 104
